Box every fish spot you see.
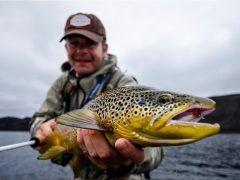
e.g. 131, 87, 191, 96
118, 102, 123, 108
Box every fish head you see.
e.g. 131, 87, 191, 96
117, 88, 220, 146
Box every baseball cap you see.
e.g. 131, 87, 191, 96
60, 13, 106, 43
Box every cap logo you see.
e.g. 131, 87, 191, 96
70, 15, 91, 27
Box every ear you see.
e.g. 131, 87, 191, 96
65, 43, 68, 50
103, 44, 108, 58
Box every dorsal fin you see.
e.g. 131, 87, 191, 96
56, 109, 113, 132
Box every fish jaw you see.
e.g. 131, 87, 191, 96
132, 122, 220, 147
170, 96, 216, 123
159, 121, 220, 143
158, 97, 219, 144
132, 96, 220, 146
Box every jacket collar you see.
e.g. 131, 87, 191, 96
66, 53, 117, 93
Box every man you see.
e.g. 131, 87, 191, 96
29, 12, 164, 180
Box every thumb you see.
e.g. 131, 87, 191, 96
115, 138, 144, 165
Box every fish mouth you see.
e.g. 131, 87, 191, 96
170, 105, 215, 123
134, 103, 219, 146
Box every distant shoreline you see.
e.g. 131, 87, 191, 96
0, 116, 239, 133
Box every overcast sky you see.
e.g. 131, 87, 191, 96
0, 1, 239, 118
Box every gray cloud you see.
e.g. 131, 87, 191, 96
0, 1, 239, 118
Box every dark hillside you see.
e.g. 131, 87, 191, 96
0, 117, 30, 131
202, 94, 240, 133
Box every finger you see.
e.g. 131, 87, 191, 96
77, 128, 88, 153
80, 129, 99, 158
77, 129, 120, 169
77, 129, 115, 169
34, 130, 44, 151
77, 129, 131, 169
34, 127, 48, 151
34, 119, 56, 150
88, 130, 112, 159
41, 119, 56, 136
115, 138, 145, 166
50, 120, 57, 129
89, 130, 129, 164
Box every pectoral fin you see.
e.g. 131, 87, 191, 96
38, 146, 67, 160
56, 109, 113, 132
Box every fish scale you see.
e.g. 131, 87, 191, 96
86, 86, 191, 131
37, 85, 220, 178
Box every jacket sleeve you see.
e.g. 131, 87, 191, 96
116, 74, 165, 175
29, 75, 66, 137
127, 147, 165, 175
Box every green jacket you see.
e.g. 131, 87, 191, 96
29, 54, 164, 180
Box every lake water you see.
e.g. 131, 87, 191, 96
0, 132, 239, 180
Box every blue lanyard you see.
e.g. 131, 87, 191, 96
80, 74, 106, 108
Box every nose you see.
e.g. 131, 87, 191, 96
76, 45, 88, 54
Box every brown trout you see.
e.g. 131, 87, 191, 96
38, 85, 220, 177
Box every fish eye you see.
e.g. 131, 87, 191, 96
158, 95, 172, 105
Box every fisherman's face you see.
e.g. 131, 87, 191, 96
65, 36, 108, 78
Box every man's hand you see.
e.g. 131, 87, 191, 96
34, 118, 57, 151
77, 128, 145, 170
115, 138, 144, 166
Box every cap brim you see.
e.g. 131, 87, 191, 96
60, 29, 103, 42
